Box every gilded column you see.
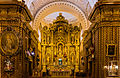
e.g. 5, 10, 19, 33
42, 46, 46, 72
67, 30, 70, 65
78, 32, 80, 44
68, 30, 70, 43
51, 46, 53, 64
41, 30, 43, 44
67, 46, 70, 65
51, 30, 53, 44
65, 46, 66, 54
75, 46, 79, 72
51, 30, 54, 63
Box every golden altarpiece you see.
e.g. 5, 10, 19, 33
40, 13, 81, 76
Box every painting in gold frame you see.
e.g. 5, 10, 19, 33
107, 44, 116, 56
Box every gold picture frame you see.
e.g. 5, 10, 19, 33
107, 44, 116, 56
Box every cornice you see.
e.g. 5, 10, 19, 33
0, 1, 33, 22
89, 1, 120, 21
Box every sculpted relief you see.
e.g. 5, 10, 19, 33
0, 31, 19, 55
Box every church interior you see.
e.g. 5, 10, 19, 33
0, 0, 120, 78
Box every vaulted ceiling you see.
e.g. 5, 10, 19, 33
25, 0, 97, 17
24, 0, 98, 30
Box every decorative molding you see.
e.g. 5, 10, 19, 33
34, 1, 88, 30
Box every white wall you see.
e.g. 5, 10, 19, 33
88, 0, 98, 8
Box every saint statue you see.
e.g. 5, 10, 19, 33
4, 60, 12, 71
58, 44, 62, 52
58, 44, 63, 56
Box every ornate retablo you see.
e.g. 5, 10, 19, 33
41, 13, 80, 75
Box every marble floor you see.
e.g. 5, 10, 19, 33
42, 76, 87, 78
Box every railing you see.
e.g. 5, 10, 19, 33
51, 71, 70, 76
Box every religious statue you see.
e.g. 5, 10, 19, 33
58, 44, 62, 52
47, 57, 50, 63
4, 59, 13, 72
58, 44, 63, 57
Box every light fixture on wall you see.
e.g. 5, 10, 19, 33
31, 48, 35, 56
31, 51, 35, 56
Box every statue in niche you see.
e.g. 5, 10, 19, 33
4, 59, 13, 71
46, 54, 50, 64
58, 44, 63, 56
47, 57, 50, 64
59, 52, 62, 57
58, 44, 62, 52
72, 55, 74, 64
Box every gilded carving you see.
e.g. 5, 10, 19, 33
41, 13, 80, 76
88, 2, 120, 78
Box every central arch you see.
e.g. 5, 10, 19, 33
33, 1, 88, 30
